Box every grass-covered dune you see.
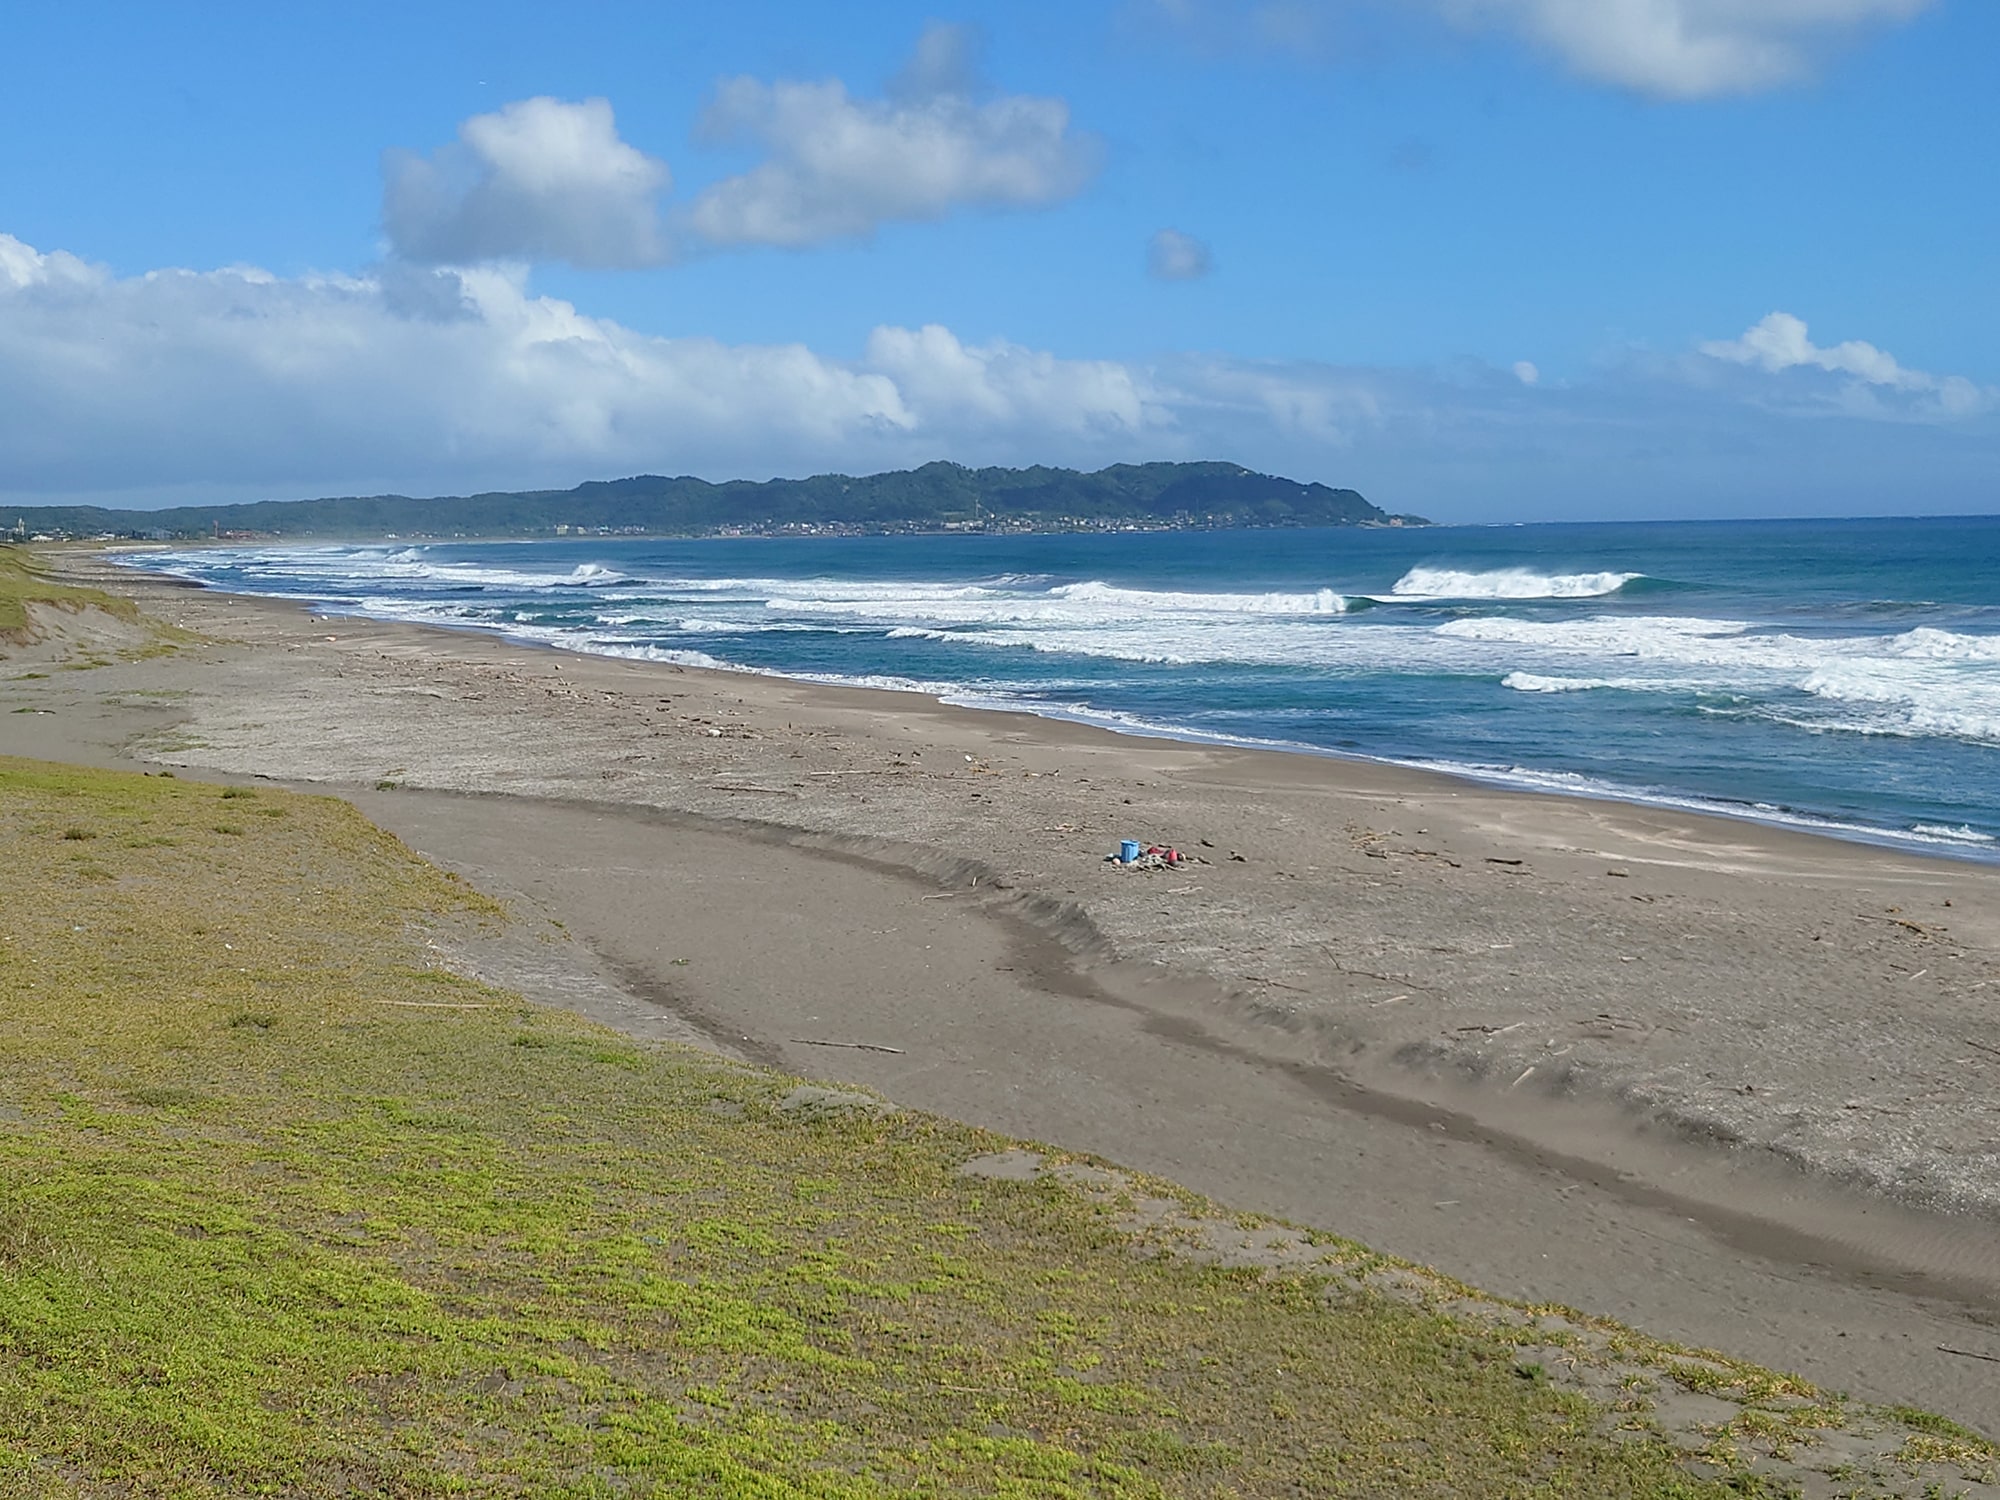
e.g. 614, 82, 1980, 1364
0, 547, 142, 639
0, 758, 1989, 1497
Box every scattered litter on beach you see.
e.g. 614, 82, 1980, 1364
1106, 840, 1205, 871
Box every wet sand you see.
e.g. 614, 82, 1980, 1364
6, 553, 2000, 1431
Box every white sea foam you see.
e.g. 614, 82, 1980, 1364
1797, 663, 2000, 744
766, 578, 1350, 628
1884, 626, 2000, 662
156, 546, 635, 594
1388, 566, 1641, 600
1911, 823, 1997, 844
1439, 614, 1756, 657
120, 548, 2000, 756
1500, 672, 1695, 694
1049, 581, 1351, 615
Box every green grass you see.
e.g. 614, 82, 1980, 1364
0, 758, 1846, 1496
0, 548, 142, 639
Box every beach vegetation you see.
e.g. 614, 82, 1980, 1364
0, 757, 1988, 1497
0, 547, 143, 638
0, 548, 191, 667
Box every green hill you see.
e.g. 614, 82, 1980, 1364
6, 461, 1426, 540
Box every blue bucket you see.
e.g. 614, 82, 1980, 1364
1119, 840, 1142, 863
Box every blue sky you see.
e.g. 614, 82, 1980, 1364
2, 0, 1994, 521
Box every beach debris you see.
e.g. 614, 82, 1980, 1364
1107, 840, 1201, 870
1859, 913, 1942, 938
1937, 1344, 2000, 1364
789, 1038, 907, 1055
1485, 857, 1525, 866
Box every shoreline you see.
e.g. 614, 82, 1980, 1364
107, 544, 2000, 867
10, 550, 2000, 1428
108, 561, 2000, 871
46, 549, 2000, 1212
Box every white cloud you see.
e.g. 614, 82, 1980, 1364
1144, 0, 1935, 97
865, 324, 1163, 434
889, 18, 984, 100
0, 233, 1162, 500
1148, 228, 1214, 281
1701, 311, 1988, 416
2, 233, 1995, 521
686, 24, 1100, 249
383, 97, 672, 268
1445, 0, 1937, 98
0, 233, 905, 493
380, 29, 1098, 266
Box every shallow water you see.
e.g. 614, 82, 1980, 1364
128, 514, 2000, 856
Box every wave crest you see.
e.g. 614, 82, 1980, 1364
1050, 581, 1351, 615
1390, 566, 1642, 600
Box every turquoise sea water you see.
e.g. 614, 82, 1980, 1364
128, 516, 2000, 858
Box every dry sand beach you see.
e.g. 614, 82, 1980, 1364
8, 551, 2000, 1436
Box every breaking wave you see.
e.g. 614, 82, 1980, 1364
114, 530, 2000, 858
1388, 566, 1643, 600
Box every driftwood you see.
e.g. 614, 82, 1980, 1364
1937, 1344, 2000, 1365
789, 1038, 906, 1055
1857, 914, 1943, 937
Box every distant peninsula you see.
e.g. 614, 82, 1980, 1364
7, 461, 1427, 542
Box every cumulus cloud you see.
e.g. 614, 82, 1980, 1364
383, 97, 672, 268
1143, 0, 1936, 97
1443, 0, 1937, 98
1702, 311, 1987, 416
865, 324, 1163, 434
686, 22, 1100, 248
3, 232, 1995, 521
380, 29, 1098, 266
1148, 228, 1214, 281
0, 233, 1164, 499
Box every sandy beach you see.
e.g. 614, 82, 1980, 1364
7, 551, 2000, 1434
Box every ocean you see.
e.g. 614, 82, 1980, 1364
126, 515, 2000, 858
